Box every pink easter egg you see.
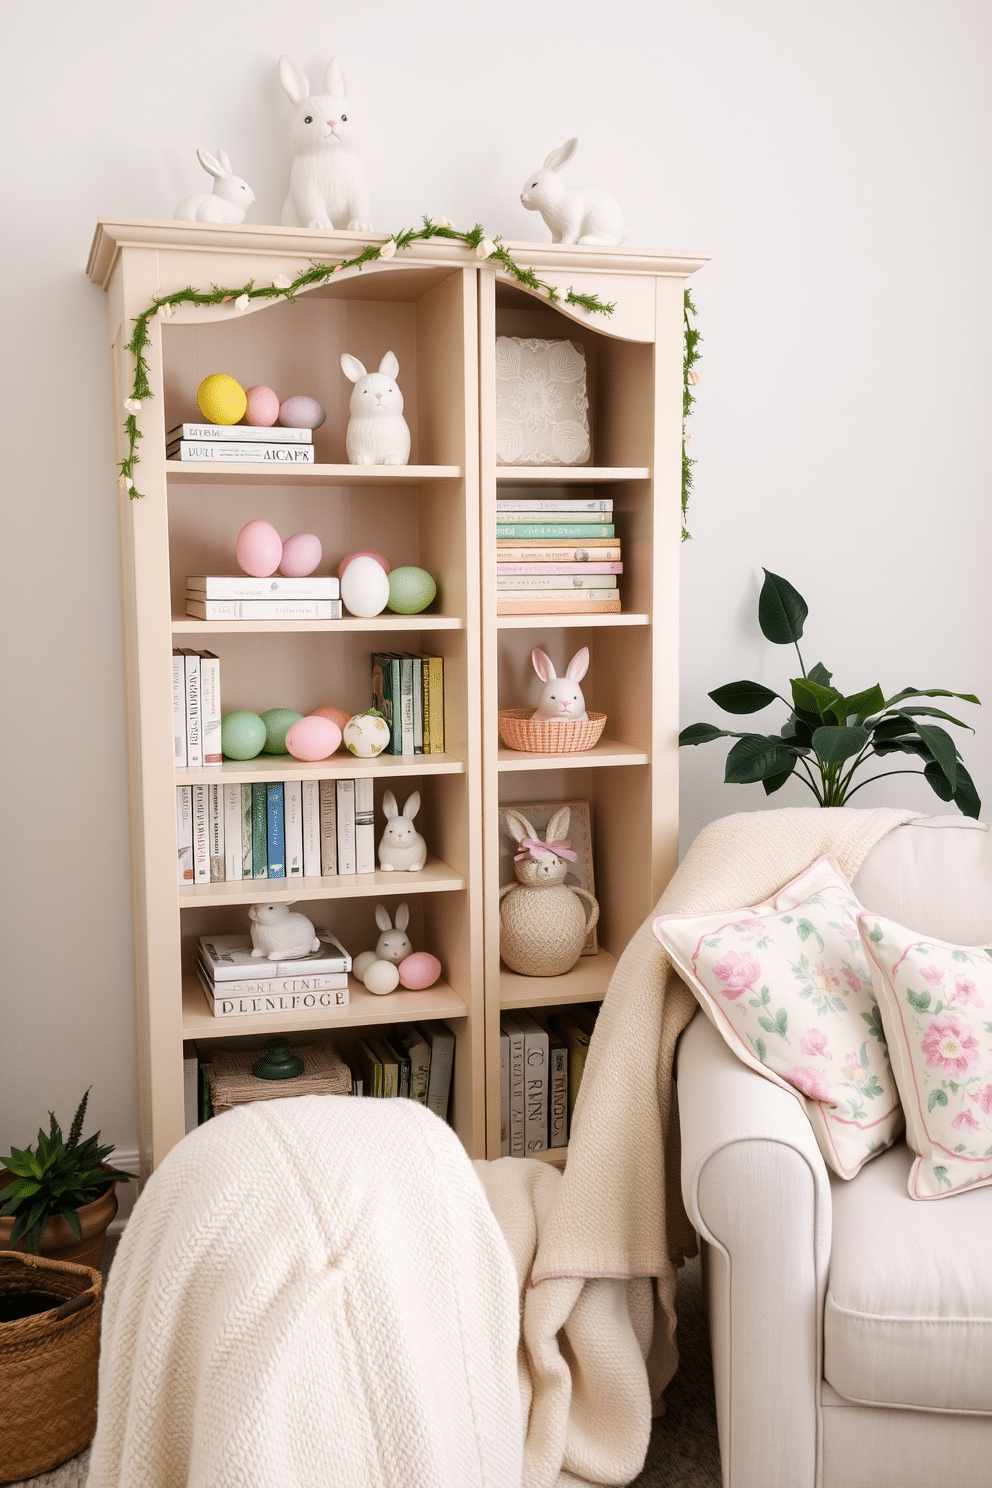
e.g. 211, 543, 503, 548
398, 952, 442, 991
279, 395, 326, 430
243, 385, 280, 427
284, 715, 342, 762
235, 519, 283, 577
279, 532, 323, 577
338, 550, 392, 578
312, 706, 352, 735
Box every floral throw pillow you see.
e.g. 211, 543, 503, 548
653, 856, 903, 1179
858, 913, 992, 1199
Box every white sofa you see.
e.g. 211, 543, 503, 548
676, 815, 992, 1488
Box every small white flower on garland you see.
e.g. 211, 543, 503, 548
123, 397, 142, 412
378, 238, 398, 259
234, 294, 251, 313
272, 274, 292, 290
476, 238, 497, 259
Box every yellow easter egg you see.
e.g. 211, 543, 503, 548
197, 373, 247, 425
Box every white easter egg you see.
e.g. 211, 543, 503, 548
340, 555, 390, 618
352, 950, 377, 981
363, 958, 400, 995
343, 710, 390, 758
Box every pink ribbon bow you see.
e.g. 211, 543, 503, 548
514, 837, 577, 862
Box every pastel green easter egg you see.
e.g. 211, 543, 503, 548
221, 710, 267, 760
260, 707, 304, 754
386, 566, 437, 615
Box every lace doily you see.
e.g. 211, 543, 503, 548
494, 337, 591, 466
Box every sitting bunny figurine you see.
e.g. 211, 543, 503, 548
531, 646, 590, 721
248, 902, 321, 960
374, 902, 413, 963
519, 137, 626, 247
340, 351, 411, 466
378, 791, 427, 872
499, 807, 600, 976
278, 55, 373, 231
174, 148, 255, 224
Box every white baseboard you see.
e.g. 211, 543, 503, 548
107, 1149, 141, 1236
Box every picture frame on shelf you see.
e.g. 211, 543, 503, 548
497, 799, 597, 954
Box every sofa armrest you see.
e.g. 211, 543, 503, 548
677, 1011, 832, 1488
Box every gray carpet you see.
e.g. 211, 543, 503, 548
15, 1241, 721, 1487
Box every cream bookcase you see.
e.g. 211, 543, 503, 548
87, 220, 706, 1174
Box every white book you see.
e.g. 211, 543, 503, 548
186, 575, 340, 600
171, 652, 187, 767
500, 1014, 526, 1157
198, 650, 222, 766
495, 574, 618, 590
183, 1041, 199, 1135
354, 777, 375, 874
196, 960, 348, 999
176, 786, 193, 884
495, 497, 613, 512
335, 779, 356, 874
181, 650, 202, 768
319, 780, 337, 876
241, 785, 253, 878
223, 783, 243, 880
197, 965, 350, 1019
185, 598, 342, 621
191, 784, 209, 883
199, 928, 352, 980
283, 779, 304, 878
301, 779, 321, 878
168, 441, 315, 464
512, 1010, 550, 1153
500, 1028, 510, 1157
207, 783, 225, 882
168, 423, 312, 444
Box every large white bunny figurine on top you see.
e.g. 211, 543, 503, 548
520, 138, 626, 246
531, 646, 590, 721
174, 149, 255, 223
279, 55, 374, 231
340, 351, 412, 465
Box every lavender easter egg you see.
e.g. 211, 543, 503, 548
279, 532, 322, 577
243, 385, 280, 427
340, 555, 390, 617
285, 715, 342, 761
236, 519, 283, 577
278, 395, 326, 430
398, 952, 442, 990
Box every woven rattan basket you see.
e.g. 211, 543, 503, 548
0, 1250, 102, 1483
497, 709, 606, 754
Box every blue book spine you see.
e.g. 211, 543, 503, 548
266, 782, 285, 878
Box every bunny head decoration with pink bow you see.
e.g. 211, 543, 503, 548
504, 806, 577, 889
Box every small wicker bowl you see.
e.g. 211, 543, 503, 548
497, 708, 607, 754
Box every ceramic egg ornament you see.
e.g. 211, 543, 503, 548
279, 532, 322, 577
260, 708, 304, 754
244, 385, 280, 426
236, 519, 283, 577
197, 373, 247, 425
340, 554, 390, 617
312, 705, 352, 733
362, 959, 401, 995
352, 950, 377, 982
279, 395, 326, 430
398, 951, 442, 990
343, 709, 390, 758
387, 566, 437, 615
221, 710, 267, 760
285, 714, 342, 761
338, 550, 391, 578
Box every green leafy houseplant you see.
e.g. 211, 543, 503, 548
680, 569, 982, 817
0, 1089, 132, 1253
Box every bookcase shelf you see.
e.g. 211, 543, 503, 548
495, 467, 649, 483
181, 974, 468, 1039
497, 742, 648, 772
178, 858, 465, 908
166, 462, 463, 484
496, 613, 649, 630
499, 950, 619, 1011
171, 615, 465, 634
177, 754, 466, 784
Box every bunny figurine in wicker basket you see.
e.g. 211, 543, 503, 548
499, 806, 599, 976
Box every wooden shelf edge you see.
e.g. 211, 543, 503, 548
495, 466, 649, 483
172, 614, 464, 634
499, 949, 618, 1009
496, 613, 649, 629
179, 753, 466, 784
178, 857, 465, 908
497, 741, 648, 772
166, 461, 462, 484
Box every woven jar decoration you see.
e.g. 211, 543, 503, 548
499, 806, 599, 977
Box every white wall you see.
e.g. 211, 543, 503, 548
1, 1, 989, 1153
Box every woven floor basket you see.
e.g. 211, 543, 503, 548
0, 1251, 102, 1484
498, 709, 606, 754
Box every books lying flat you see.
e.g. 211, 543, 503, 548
495, 523, 615, 539
497, 543, 622, 563
185, 598, 342, 621
497, 561, 622, 576
199, 929, 352, 981
494, 497, 612, 512
187, 575, 340, 600
168, 441, 315, 463
168, 423, 312, 444
496, 509, 614, 523
496, 575, 617, 591
497, 595, 622, 615
196, 962, 350, 1018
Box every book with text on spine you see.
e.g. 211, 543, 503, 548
198, 650, 222, 765
199, 928, 352, 981
266, 782, 285, 878
417, 1023, 456, 1124
497, 561, 622, 576
251, 783, 268, 878
168, 423, 312, 444
301, 779, 321, 878
187, 575, 340, 601
318, 780, 337, 876
179, 649, 202, 768
168, 441, 316, 464
283, 779, 303, 878
496, 543, 621, 563
510, 1009, 549, 1153
496, 574, 617, 591
223, 783, 243, 881
176, 787, 193, 884
172, 652, 187, 767
196, 966, 350, 1019
495, 523, 615, 540
185, 598, 342, 621
196, 959, 348, 1000
354, 777, 375, 875
500, 1014, 526, 1156
494, 497, 613, 512
497, 594, 621, 616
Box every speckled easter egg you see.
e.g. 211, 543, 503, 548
221, 710, 267, 761
312, 706, 352, 734
285, 715, 342, 761
197, 373, 247, 425
363, 958, 400, 995
279, 532, 322, 577
352, 950, 377, 982
343, 709, 390, 758
340, 555, 390, 617
278, 395, 326, 430
260, 708, 304, 754
338, 550, 391, 578
243, 385, 280, 427
236, 519, 283, 577
398, 952, 442, 991
387, 566, 437, 615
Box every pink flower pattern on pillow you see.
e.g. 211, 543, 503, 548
785, 1066, 832, 1101
711, 949, 761, 999
921, 1015, 980, 1078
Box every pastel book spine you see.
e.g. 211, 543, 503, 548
548, 1029, 568, 1148
207, 783, 225, 882
494, 497, 613, 512
397, 657, 415, 755
223, 783, 243, 880
185, 598, 341, 621
176, 786, 193, 884
500, 1014, 526, 1157
170, 441, 316, 464
199, 979, 349, 1019
394, 1025, 431, 1105
241, 785, 253, 878
497, 561, 622, 576
418, 1022, 456, 1124
283, 779, 303, 878
182, 650, 202, 768
301, 779, 321, 878
497, 596, 621, 615
335, 779, 356, 875
169, 423, 312, 444
198, 650, 222, 766
369, 1038, 400, 1099
418, 656, 431, 754
319, 780, 337, 875
172, 652, 187, 767
550, 1013, 591, 1133
186, 575, 339, 600
495, 523, 615, 539
495, 508, 614, 523
266, 782, 285, 879
191, 784, 209, 884
495, 574, 617, 591
196, 961, 349, 999
354, 777, 375, 875
500, 1027, 510, 1156
250, 783, 268, 878
496, 543, 622, 563
513, 1010, 549, 1153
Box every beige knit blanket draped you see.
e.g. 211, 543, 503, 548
476, 805, 918, 1488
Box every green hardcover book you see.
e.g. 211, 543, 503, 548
495, 522, 616, 540
372, 651, 402, 755
250, 783, 268, 878
241, 784, 253, 878
369, 1037, 400, 1098
380, 1034, 411, 1100
357, 1037, 383, 1098
416, 1021, 456, 1123
393, 1024, 431, 1104
198, 1058, 214, 1124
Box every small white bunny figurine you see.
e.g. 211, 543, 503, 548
248, 902, 321, 960
374, 902, 413, 963
499, 807, 600, 976
340, 351, 411, 465
531, 646, 590, 721
519, 138, 626, 247
278, 55, 374, 232
174, 148, 255, 224
378, 791, 427, 872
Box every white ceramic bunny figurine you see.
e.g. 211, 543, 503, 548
499, 807, 600, 976
531, 646, 590, 721
519, 138, 626, 247
248, 902, 321, 960
279, 56, 374, 231
174, 148, 255, 224
378, 791, 427, 872
340, 351, 411, 465
374, 902, 413, 963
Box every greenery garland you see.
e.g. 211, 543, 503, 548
682, 288, 701, 541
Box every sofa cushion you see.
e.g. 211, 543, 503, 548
825, 1142, 992, 1411
851, 816, 992, 945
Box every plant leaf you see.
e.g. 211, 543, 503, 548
884, 687, 981, 709
758, 569, 808, 645
762, 765, 796, 795
725, 735, 799, 785
792, 677, 843, 722
895, 705, 975, 731
902, 718, 957, 790
839, 685, 885, 722
678, 722, 729, 746
812, 725, 869, 763
708, 680, 779, 715
807, 662, 833, 688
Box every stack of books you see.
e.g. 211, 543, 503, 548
196, 930, 352, 1019
495, 497, 622, 615
185, 574, 342, 622
352, 1022, 455, 1122
173, 648, 221, 769
499, 1003, 600, 1155
372, 652, 445, 755
167, 422, 316, 465
176, 777, 378, 886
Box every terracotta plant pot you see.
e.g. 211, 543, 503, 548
0, 1167, 119, 1272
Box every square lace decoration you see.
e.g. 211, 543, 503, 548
494, 337, 591, 466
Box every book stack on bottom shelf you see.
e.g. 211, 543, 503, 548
499, 1003, 600, 1156
496, 497, 621, 616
